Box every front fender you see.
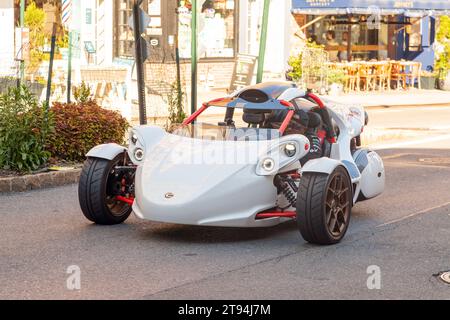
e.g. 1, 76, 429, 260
301, 157, 343, 175
86, 143, 127, 161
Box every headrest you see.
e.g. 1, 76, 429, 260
243, 109, 267, 125
307, 112, 323, 128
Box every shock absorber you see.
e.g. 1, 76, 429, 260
275, 175, 299, 209
282, 184, 297, 208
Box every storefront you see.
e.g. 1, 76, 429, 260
0, 0, 14, 75
292, 0, 450, 70
110, 0, 293, 90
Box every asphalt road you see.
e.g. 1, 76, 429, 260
1, 107, 450, 300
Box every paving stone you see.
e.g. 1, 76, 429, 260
1, 169, 82, 193
26, 175, 42, 190
0, 178, 12, 193
11, 177, 27, 192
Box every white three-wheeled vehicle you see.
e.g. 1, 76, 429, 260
79, 82, 385, 245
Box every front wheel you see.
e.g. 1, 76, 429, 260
78, 154, 133, 225
296, 166, 352, 245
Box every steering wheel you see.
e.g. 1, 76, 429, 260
301, 92, 337, 142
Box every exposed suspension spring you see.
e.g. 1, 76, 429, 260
275, 174, 299, 209
282, 185, 297, 208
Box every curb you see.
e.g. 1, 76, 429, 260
364, 103, 450, 110
0, 169, 81, 194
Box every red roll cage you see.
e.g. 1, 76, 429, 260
182, 92, 326, 136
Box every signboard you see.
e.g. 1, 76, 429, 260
229, 54, 258, 93
86, 8, 92, 25
128, 9, 152, 34
292, 0, 450, 10
84, 41, 96, 54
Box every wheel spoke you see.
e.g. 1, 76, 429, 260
336, 187, 349, 198
332, 176, 339, 193
325, 171, 352, 237
328, 213, 337, 231
339, 201, 350, 211
338, 176, 344, 193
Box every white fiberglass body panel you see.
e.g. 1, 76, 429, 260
132, 129, 310, 227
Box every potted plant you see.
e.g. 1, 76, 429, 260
420, 70, 437, 90
326, 68, 345, 95
287, 39, 325, 83
436, 16, 450, 90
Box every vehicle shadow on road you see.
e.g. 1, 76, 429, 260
135, 220, 299, 244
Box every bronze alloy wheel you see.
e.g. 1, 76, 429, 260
325, 172, 351, 237
296, 166, 353, 245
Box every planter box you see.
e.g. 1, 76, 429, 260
420, 76, 436, 90
438, 71, 450, 91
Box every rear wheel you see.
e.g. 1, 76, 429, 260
78, 154, 134, 225
296, 166, 352, 245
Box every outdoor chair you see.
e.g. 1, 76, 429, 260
404, 62, 422, 89
343, 63, 360, 92
375, 62, 392, 91
390, 61, 407, 90
358, 62, 376, 91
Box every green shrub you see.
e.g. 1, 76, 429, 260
73, 81, 92, 104
163, 81, 187, 131
0, 86, 53, 172
46, 101, 129, 161
436, 16, 450, 77
24, 1, 47, 71
327, 68, 346, 85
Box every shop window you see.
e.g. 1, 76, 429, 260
407, 18, 423, 52
114, 0, 149, 58
178, 0, 237, 59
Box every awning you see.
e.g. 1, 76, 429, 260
292, 0, 450, 16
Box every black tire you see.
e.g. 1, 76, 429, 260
296, 166, 352, 245
78, 154, 132, 225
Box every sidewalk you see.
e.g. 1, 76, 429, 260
130, 87, 450, 125
327, 89, 450, 108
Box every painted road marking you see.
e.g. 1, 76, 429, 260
377, 201, 450, 227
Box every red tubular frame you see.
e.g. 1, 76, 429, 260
278, 110, 295, 135
182, 93, 327, 132
182, 103, 209, 125
256, 211, 296, 219
116, 196, 135, 206
305, 92, 325, 109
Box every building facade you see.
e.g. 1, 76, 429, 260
291, 0, 450, 71
71, 0, 294, 83
0, 0, 15, 75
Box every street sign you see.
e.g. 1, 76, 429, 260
128, 6, 151, 62
128, 8, 151, 35
138, 37, 149, 62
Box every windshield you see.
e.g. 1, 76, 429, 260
172, 106, 282, 141
172, 123, 281, 141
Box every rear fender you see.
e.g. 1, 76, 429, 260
301, 157, 356, 204
301, 157, 344, 176
86, 143, 127, 161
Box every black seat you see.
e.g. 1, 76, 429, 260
242, 110, 267, 128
